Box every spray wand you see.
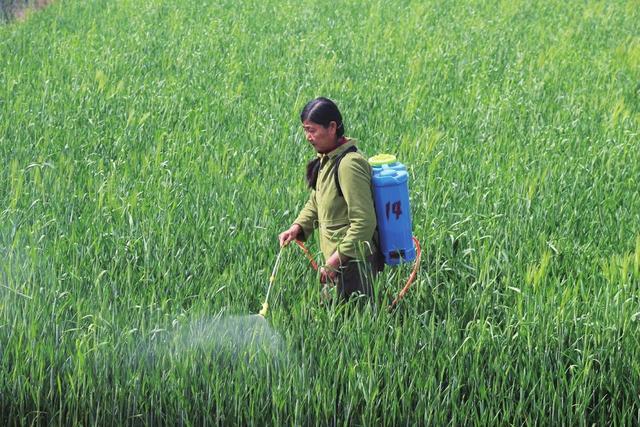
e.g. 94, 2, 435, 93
258, 246, 285, 317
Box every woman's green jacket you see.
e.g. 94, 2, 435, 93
294, 139, 377, 261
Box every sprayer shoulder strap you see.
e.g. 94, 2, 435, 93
332, 146, 358, 198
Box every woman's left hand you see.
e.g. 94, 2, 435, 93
320, 252, 346, 283
320, 265, 338, 284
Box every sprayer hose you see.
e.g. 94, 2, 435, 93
294, 237, 421, 309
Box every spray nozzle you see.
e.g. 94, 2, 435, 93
258, 302, 269, 317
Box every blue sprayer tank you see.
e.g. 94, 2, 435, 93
369, 154, 416, 266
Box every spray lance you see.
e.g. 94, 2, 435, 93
256, 241, 317, 318
258, 246, 285, 317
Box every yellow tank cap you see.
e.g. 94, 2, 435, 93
368, 154, 397, 166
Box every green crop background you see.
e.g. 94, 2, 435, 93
1, 0, 639, 424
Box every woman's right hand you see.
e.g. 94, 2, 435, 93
278, 224, 302, 247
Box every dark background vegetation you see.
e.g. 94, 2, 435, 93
1, 0, 51, 22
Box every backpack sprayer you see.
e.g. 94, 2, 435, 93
258, 153, 420, 317
368, 153, 421, 307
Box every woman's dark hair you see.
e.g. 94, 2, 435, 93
302, 97, 345, 189
300, 97, 345, 138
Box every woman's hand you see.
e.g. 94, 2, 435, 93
278, 224, 302, 247
320, 251, 347, 283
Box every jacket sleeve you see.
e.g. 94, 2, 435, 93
293, 190, 318, 242
336, 156, 377, 259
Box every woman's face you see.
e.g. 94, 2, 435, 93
302, 119, 338, 154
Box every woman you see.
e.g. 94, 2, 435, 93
278, 97, 382, 301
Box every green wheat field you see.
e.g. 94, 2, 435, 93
1, 0, 639, 424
